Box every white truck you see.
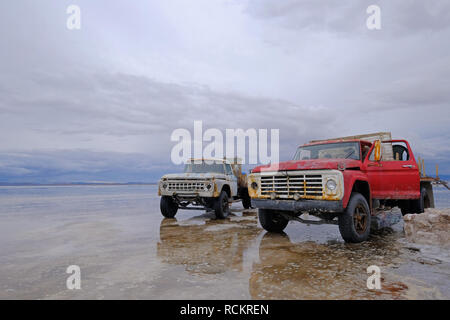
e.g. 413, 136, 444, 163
158, 158, 251, 219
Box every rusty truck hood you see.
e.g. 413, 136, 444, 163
251, 159, 361, 173
161, 172, 227, 180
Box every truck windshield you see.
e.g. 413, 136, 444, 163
184, 162, 225, 174
293, 142, 360, 160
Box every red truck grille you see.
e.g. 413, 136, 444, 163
260, 174, 323, 197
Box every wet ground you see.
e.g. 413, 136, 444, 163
0, 185, 449, 299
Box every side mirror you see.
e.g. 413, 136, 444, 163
374, 140, 382, 162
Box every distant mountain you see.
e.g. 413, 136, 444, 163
0, 182, 157, 186
0, 150, 182, 185
0, 150, 448, 185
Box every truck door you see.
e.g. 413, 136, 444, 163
225, 164, 238, 196
387, 140, 420, 199
365, 141, 420, 199
364, 144, 385, 199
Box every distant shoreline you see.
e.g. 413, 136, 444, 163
0, 183, 158, 187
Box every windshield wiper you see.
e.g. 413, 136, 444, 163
344, 149, 355, 159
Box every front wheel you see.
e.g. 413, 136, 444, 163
214, 191, 230, 219
338, 192, 371, 243
160, 196, 178, 218
258, 209, 289, 233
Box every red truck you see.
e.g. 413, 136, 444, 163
247, 132, 441, 243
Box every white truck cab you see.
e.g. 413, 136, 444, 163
158, 158, 250, 219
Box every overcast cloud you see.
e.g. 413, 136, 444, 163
0, 0, 449, 183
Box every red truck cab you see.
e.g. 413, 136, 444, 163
248, 134, 432, 243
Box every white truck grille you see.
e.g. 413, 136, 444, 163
167, 181, 206, 192
260, 174, 323, 197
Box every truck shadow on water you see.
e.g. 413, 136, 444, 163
250, 231, 412, 299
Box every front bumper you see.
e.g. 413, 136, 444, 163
159, 190, 214, 198
251, 198, 343, 213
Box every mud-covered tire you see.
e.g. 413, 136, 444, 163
214, 191, 230, 219
258, 209, 289, 233
160, 196, 178, 218
400, 187, 426, 215
240, 187, 252, 209
410, 187, 426, 214
338, 192, 371, 243
400, 206, 409, 216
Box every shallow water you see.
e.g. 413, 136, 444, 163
0, 185, 448, 299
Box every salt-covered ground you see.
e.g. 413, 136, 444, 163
0, 185, 448, 299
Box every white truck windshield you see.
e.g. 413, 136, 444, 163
184, 162, 225, 174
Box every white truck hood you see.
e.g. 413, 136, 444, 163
161, 172, 227, 180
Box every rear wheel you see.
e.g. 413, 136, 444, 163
214, 191, 230, 219
258, 209, 289, 233
338, 192, 371, 243
410, 187, 426, 214
160, 196, 178, 218
240, 187, 252, 209
401, 187, 426, 215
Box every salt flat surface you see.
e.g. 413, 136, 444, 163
0, 185, 448, 299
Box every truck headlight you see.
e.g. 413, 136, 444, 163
251, 181, 258, 190
326, 179, 337, 191
205, 182, 213, 191
162, 182, 168, 190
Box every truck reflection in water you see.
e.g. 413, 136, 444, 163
250, 231, 411, 300
157, 211, 261, 274
157, 211, 440, 299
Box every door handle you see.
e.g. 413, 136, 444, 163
368, 163, 382, 167
402, 165, 413, 168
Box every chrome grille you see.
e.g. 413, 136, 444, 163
260, 174, 323, 198
167, 181, 206, 192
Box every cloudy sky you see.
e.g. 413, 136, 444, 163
0, 0, 449, 183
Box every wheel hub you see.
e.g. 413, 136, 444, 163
353, 204, 368, 234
